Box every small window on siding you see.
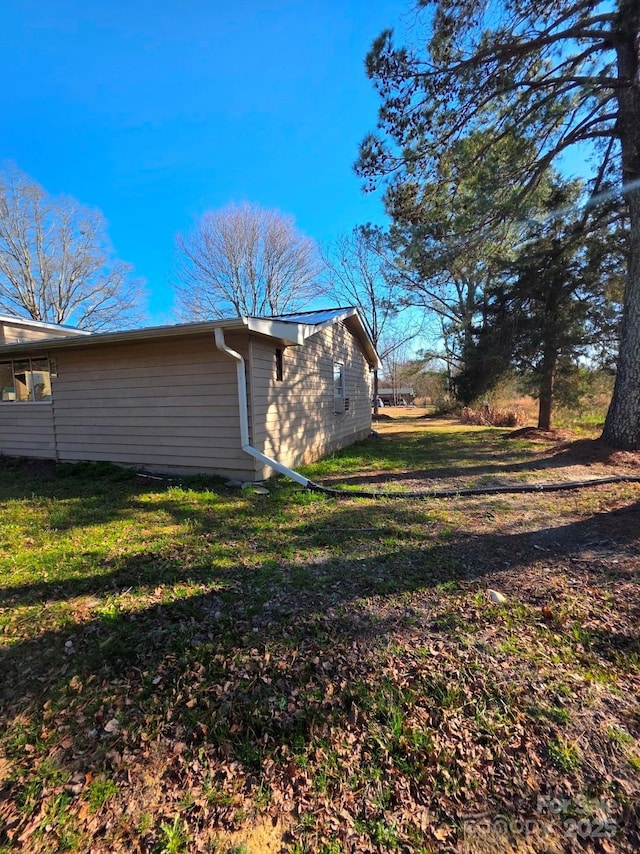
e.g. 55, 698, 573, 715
275, 348, 284, 381
334, 362, 345, 412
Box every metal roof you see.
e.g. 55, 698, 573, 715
269, 308, 353, 325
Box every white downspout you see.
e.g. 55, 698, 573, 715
214, 328, 311, 487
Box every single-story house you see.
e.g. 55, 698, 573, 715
0, 308, 380, 482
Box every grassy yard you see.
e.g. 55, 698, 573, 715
1, 417, 639, 852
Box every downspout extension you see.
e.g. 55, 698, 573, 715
305, 474, 640, 499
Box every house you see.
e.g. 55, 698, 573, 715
0, 308, 380, 482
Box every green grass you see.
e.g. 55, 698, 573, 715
86, 777, 119, 811
158, 816, 190, 853
552, 405, 609, 434
301, 425, 538, 482
0, 420, 638, 852
547, 737, 582, 772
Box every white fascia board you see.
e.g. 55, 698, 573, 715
246, 309, 359, 346
251, 309, 381, 369
245, 317, 305, 345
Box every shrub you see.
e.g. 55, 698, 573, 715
460, 403, 526, 427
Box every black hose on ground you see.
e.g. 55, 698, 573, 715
305, 475, 640, 500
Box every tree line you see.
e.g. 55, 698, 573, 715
0, 166, 414, 402
356, 0, 639, 447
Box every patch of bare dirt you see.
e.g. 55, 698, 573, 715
551, 438, 640, 469
503, 432, 640, 472
0, 457, 58, 478
504, 426, 575, 443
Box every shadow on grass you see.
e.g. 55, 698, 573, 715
2, 494, 640, 706
0, 457, 234, 535
1, 463, 640, 849
305, 429, 589, 486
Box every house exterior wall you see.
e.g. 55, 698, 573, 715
0, 320, 373, 480
0, 402, 56, 459
0, 332, 260, 479
50, 332, 258, 478
249, 320, 372, 476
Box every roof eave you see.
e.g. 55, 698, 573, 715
244, 317, 305, 345
0, 309, 382, 369
0, 317, 249, 356
0, 314, 90, 336
263, 307, 381, 369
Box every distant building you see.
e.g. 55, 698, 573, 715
378, 387, 415, 406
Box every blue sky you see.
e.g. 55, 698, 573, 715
1, 0, 411, 324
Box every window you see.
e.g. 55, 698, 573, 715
275, 348, 284, 382
0, 362, 14, 401
0, 357, 53, 402
333, 362, 345, 412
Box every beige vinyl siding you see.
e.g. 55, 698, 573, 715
0, 319, 374, 480
51, 333, 258, 478
249, 321, 371, 474
0, 321, 84, 345
0, 403, 56, 459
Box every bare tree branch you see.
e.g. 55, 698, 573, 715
173, 203, 323, 319
0, 165, 144, 330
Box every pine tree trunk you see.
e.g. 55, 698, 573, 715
602, 16, 640, 449
602, 195, 640, 448
537, 350, 555, 431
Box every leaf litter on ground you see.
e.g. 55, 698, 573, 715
0, 420, 639, 852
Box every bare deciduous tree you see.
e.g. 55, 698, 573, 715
0, 165, 144, 330
322, 226, 419, 412
174, 202, 323, 319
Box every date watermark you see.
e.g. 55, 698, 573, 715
462, 795, 619, 842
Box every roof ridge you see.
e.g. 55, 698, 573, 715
266, 306, 355, 320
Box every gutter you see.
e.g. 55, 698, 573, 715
214, 328, 312, 487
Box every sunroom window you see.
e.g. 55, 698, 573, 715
0, 357, 52, 402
